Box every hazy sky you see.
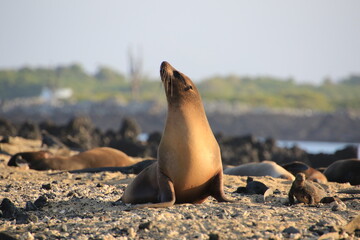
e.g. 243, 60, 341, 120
1, 0, 359, 83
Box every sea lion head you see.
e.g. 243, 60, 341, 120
160, 61, 200, 106
295, 172, 306, 186
8, 151, 52, 167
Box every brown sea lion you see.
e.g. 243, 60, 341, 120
324, 159, 360, 185
282, 161, 328, 184
69, 159, 156, 174
224, 160, 295, 180
288, 173, 326, 205
8, 147, 138, 171
121, 61, 232, 208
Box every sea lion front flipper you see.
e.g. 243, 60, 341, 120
132, 171, 176, 209
288, 190, 295, 205
210, 171, 233, 202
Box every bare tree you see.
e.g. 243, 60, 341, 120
128, 46, 143, 101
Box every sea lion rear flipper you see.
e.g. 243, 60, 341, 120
210, 171, 233, 202
132, 171, 176, 208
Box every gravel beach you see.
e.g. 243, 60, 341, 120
1, 138, 359, 240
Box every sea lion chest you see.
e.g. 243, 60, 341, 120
158, 109, 221, 193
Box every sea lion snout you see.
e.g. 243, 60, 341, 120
160, 61, 173, 77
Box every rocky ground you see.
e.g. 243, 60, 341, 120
1, 139, 360, 240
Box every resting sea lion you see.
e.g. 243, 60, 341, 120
324, 159, 360, 185
69, 159, 156, 174
224, 160, 295, 180
288, 173, 326, 205
121, 61, 232, 208
8, 147, 139, 171
282, 161, 328, 184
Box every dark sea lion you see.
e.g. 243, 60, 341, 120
324, 159, 360, 185
288, 173, 326, 205
235, 177, 273, 202
224, 160, 295, 180
282, 161, 328, 184
8, 147, 139, 171
121, 61, 231, 208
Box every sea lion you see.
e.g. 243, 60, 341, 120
234, 177, 273, 202
282, 161, 328, 184
8, 147, 139, 171
224, 160, 295, 180
288, 173, 326, 205
235, 177, 270, 195
324, 159, 360, 185
69, 159, 156, 174
121, 61, 231, 208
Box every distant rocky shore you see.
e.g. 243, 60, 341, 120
1, 99, 360, 143
0, 113, 357, 169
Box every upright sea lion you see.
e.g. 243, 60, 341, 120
121, 61, 231, 207
282, 161, 328, 184
324, 159, 360, 185
288, 173, 326, 205
224, 160, 295, 180
8, 147, 139, 171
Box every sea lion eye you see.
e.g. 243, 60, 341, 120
173, 71, 181, 78
184, 85, 193, 91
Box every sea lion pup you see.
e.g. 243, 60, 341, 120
121, 61, 232, 208
288, 173, 326, 205
324, 159, 360, 185
282, 161, 328, 184
224, 160, 295, 180
8, 147, 138, 171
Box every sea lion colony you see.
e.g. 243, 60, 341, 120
4, 62, 359, 196
1, 62, 360, 239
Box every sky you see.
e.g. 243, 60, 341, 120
0, 0, 359, 83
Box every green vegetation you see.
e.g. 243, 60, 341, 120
1, 64, 360, 112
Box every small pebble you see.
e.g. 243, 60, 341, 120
128, 227, 136, 238
209, 233, 220, 240
41, 184, 52, 190
20, 232, 34, 240
331, 201, 347, 211
0, 198, 19, 219
282, 226, 300, 234
34, 195, 48, 209
139, 221, 152, 230
61, 224, 68, 232
25, 201, 37, 211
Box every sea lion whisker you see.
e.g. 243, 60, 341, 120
170, 77, 173, 97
